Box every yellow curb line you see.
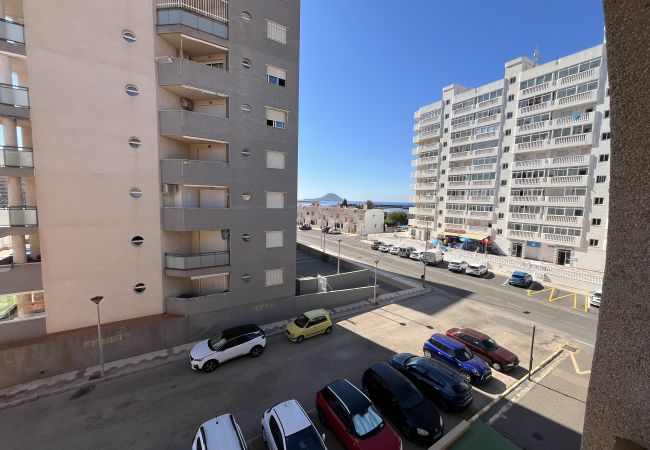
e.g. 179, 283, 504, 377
467, 346, 564, 425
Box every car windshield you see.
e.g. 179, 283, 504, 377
207, 336, 226, 351
455, 348, 474, 361
396, 386, 424, 409
351, 405, 384, 439
512, 274, 526, 280
483, 338, 500, 351
286, 425, 325, 450
294, 314, 309, 328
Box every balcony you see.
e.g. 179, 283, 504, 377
450, 165, 471, 173
159, 109, 234, 144
0, 146, 33, 177
445, 210, 466, 217
161, 159, 234, 186
412, 207, 436, 215
513, 178, 543, 186
511, 196, 544, 204
556, 91, 596, 108
517, 120, 552, 134
410, 195, 437, 203
469, 196, 493, 203
545, 175, 589, 187
165, 287, 232, 316
541, 233, 581, 247
411, 170, 437, 179
452, 105, 474, 116
513, 155, 589, 170
510, 213, 541, 222
544, 215, 585, 227
446, 195, 467, 202
157, 57, 230, 100
518, 101, 550, 116
450, 151, 471, 160
545, 196, 587, 206
472, 163, 496, 172
0, 207, 38, 237
0, 18, 26, 57
162, 207, 237, 231
471, 179, 496, 187
467, 210, 493, 218
0, 262, 42, 296
414, 129, 441, 143
451, 136, 471, 144
452, 121, 474, 131
448, 180, 470, 187
473, 131, 499, 141
546, 132, 593, 150
413, 182, 437, 191
558, 68, 599, 86
475, 114, 501, 125
165, 251, 230, 278
157, 0, 229, 40
414, 155, 439, 165
0, 83, 29, 119
516, 140, 545, 152
521, 82, 552, 97
554, 112, 592, 127
507, 230, 538, 240
477, 97, 502, 109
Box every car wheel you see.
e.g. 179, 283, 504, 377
296, 335, 304, 343
459, 369, 471, 383
491, 361, 502, 372
317, 407, 328, 427
325, 326, 333, 335
423, 349, 432, 357
250, 345, 264, 358
202, 359, 219, 373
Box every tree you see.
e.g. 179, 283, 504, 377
366, 200, 374, 209
385, 211, 407, 226
341, 198, 348, 207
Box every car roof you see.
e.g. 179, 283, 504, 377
272, 399, 312, 435
200, 414, 244, 450
408, 356, 466, 384
326, 379, 371, 415
303, 309, 328, 319
468, 263, 482, 267
366, 361, 412, 389
459, 328, 489, 341
431, 333, 465, 350
450, 259, 465, 263
222, 324, 262, 339
512, 271, 529, 277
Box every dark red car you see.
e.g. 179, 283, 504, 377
316, 378, 401, 450
446, 328, 519, 372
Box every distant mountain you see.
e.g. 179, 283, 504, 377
300, 193, 344, 202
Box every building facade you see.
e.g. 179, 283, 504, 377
410, 44, 610, 272
297, 203, 384, 236
0, 0, 300, 341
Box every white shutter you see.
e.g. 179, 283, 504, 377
267, 65, 287, 79
266, 192, 285, 209
265, 231, 284, 248
266, 108, 287, 122
267, 20, 287, 44
265, 268, 284, 287
266, 151, 286, 169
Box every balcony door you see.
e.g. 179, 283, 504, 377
199, 188, 227, 208
198, 274, 229, 295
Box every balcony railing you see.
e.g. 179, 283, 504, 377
451, 136, 471, 144
542, 233, 579, 245
165, 251, 230, 270
519, 102, 550, 115
521, 82, 551, 96
156, 0, 228, 23
452, 121, 474, 131
510, 213, 540, 221
473, 131, 498, 140
548, 175, 588, 186
0, 206, 38, 227
553, 133, 589, 146
0, 146, 33, 167
511, 196, 544, 203
473, 147, 498, 156
452, 105, 474, 116
445, 209, 466, 217
557, 91, 595, 106
508, 230, 537, 239
476, 114, 500, 124
450, 166, 471, 173
0, 17, 25, 45
467, 210, 492, 217
410, 195, 437, 203
559, 68, 597, 85
477, 97, 502, 109
0, 83, 29, 108
451, 151, 471, 159
518, 120, 551, 133
545, 215, 581, 224
545, 196, 585, 205
513, 178, 543, 186
516, 140, 545, 151
514, 155, 588, 169
446, 195, 467, 201
448, 180, 470, 187
555, 112, 591, 126
471, 179, 495, 186
469, 196, 493, 202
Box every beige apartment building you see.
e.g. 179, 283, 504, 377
0, 0, 300, 343
297, 202, 385, 236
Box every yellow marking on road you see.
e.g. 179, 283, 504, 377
584, 295, 589, 312
527, 287, 555, 301
550, 291, 577, 305
569, 351, 591, 375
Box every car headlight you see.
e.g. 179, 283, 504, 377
416, 428, 429, 437
472, 368, 480, 375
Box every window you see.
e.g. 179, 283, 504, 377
241, 58, 252, 69
269, 417, 283, 449
444, 128, 448, 133
125, 84, 139, 96
131, 236, 144, 247
506, 112, 513, 119
555, 80, 599, 100
266, 107, 287, 129
122, 30, 136, 43
442, 155, 447, 161
502, 163, 509, 169
594, 197, 604, 205
596, 175, 607, 183
267, 65, 287, 86
443, 142, 447, 147
266, 151, 286, 169
504, 146, 510, 153
266, 192, 285, 208
267, 20, 287, 44
242, 191, 252, 201
516, 111, 551, 127
505, 129, 511, 136
445, 113, 449, 118
498, 213, 504, 219
509, 76, 516, 83
518, 92, 552, 109
589, 239, 599, 247
445, 100, 450, 105
599, 154, 609, 162
592, 218, 602, 226
265, 269, 284, 287
241, 11, 252, 21
508, 94, 514, 101
558, 57, 601, 79
604, 110, 610, 118
601, 132, 611, 140
520, 72, 553, 91
499, 197, 505, 203
128, 137, 142, 149
500, 180, 507, 186
242, 233, 252, 242
607, 88, 610, 97
129, 187, 143, 198
476, 88, 503, 104
452, 98, 475, 112
241, 104, 251, 112
440, 183, 445, 188
133, 283, 146, 293
241, 148, 252, 158
497, 229, 503, 235
441, 169, 446, 174
265, 231, 284, 248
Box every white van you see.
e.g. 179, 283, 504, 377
193, 414, 248, 450
422, 250, 443, 265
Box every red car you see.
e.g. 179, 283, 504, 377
446, 328, 519, 372
316, 378, 401, 450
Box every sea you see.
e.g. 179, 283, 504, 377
297, 200, 413, 213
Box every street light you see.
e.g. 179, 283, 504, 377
89, 295, 105, 378
422, 221, 430, 287
373, 259, 380, 304
337, 239, 342, 274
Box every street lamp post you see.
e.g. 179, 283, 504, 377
89, 295, 105, 378
373, 259, 379, 304
422, 221, 430, 287
337, 239, 342, 274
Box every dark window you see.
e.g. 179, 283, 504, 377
438, 223, 442, 227
444, 128, 448, 133
508, 94, 514, 101
607, 88, 610, 96
509, 76, 516, 83
599, 154, 609, 162
596, 175, 607, 183
601, 132, 611, 140
506, 112, 513, 119
441, 169, 446, 174
445, 113, 449, 119
502, 163, 509, 169
440, 183, 445, 188
589, 239, 599, 246
443, 142, 448, 147
439, 197, 444, 201
445, 100, 450, 105
504, 146, 510, 153
498, 213, 504, 219
592, 218, 602, 225
604, 110, 610, 118
499, 197, 506, 203
269, 416, 284, 450
594, 197, 604, 205
497, 229, 503, 235
501, 180, 507, 186
442, 155, 447, 161
505, 129, 511, 136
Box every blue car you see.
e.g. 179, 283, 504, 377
509, 271, 533, 288
422, 333, 492, 384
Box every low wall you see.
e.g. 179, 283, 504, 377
0, 316, 46, 344
297, 270, 369, 295
296, 286, 374, 310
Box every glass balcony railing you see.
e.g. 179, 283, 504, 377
0, 206, 38, 227
0, 146, 33, 168
0, 83, 29, 108
0, 17, 25, 45
165, 251, 230, 270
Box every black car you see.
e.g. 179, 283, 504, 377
390, 353, 473, 411
371, 241, 385, 250
299, 223, 312, 230
321, 226, 331, 233
362, 362, 443, 445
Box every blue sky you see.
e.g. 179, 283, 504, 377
297, 0, 605, 202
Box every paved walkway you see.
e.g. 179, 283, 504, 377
452, 420, 521, 450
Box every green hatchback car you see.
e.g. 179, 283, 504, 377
285, 309, 333, 343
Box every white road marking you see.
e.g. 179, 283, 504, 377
569, 352, 591, 375
574, 339, 594, 348
502, 279, 510, 285
507, 302, 520, 308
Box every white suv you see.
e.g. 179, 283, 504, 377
193, 414, 248, 450
465, 263, 487, 276
261, 399, 327, 450
448, 260, 468, 273
190, 324, 266, 372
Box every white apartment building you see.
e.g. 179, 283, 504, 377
410, 44, 610, 272
297, 203, 384, 236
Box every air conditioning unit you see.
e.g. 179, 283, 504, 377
162, 184, 178, 195
180, 97, 194, 111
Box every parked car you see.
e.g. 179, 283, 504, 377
389, 246, 401, 255
508, 271, 533, 288
261, 399, 326, 450
589, 289, 602, 308
361, 362, 444, 445
446, 328, 519, 372
389, 353, 474, 412
409, 251, 424, 261
378, 244, 394, 253
328, 228, 342, 235
189, 324, 266, 372
321, 226, 331, 233
371, 241, 385, 250
447, 260, 468, 273
192, 414, 248, 450
285, 309, 333, 343
422, 333, 492, 384
316, 379, 402, 450
299, 224, 312, 230
397, 246, 417, 258
465, 263, 488, 277
422, 250, 444, 266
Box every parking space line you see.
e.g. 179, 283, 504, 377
569, 352, 591, 375
502, 279, 510, 285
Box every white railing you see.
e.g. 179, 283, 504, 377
417, 156, 439, 165
559, 68, 597, 85
453, 105, 474, 116
514, 159, 544, 168
514, 155, 587, 169
519, 102, 549, 115
468, 210, 492, 217
471, 179, 495, 186
557, 91, 595, 106
469, 196, 493, 202
551, 155, 587, 165
447, 195, 467, 201
553, 133, 589, 146
508, 230, 537, 239
542, 233, 578, 245
466, 225, 492, 233
545, 215, 580, 224
414, 183, 437, 190
156, 0, 228, 23
410, 196, 437, 203
472, 163, 495, 171
474, 131, 498, 140
518, 120, 551, 133
521, 82, 551, 96
548, 175, 588, 185
477, 97, 501, 108
451, 151, 471, 159
414, 208, 436, 215
445, 209, 466, 216
516, 140, 545, 151
555, 112, 591, 126
512, 196, 544, 203
513, 178, 542, 186
449, 180, 470, 186
545, 196, 584, 204
510, 213, 539, 221
476, 114, 500, 124
267, 20, 288, 44
452, 121, 474, 130
473, 147, 498, 156
451, 136, 471, 144
450, 166, 471, 173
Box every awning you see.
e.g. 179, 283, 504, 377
461, 233, 489, 241
444, 232, 463, 237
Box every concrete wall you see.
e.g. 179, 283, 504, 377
0, 262, 42, 295
0, 316, 45, 344
581, 2, 650, 449
297, 270, 370, 295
